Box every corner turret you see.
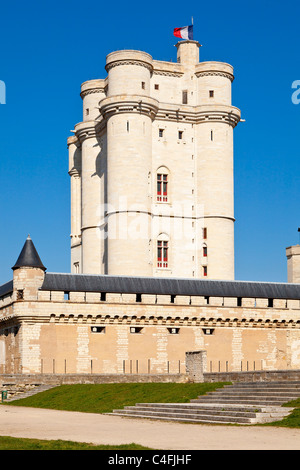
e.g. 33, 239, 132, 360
12, 236, 46, 301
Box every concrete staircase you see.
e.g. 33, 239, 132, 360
110, 381, 300, 424
1, 384, 58, 402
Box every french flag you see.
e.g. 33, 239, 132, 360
173, 25, 193, 40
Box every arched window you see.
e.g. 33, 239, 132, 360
156, 166, 170, 203
157, 233, 169, 268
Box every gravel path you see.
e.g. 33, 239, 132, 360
0, 405, 300, 450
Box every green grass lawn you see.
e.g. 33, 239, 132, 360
263, 397, 300, 428
4, 382, 228, 414
0, 436, 151, 450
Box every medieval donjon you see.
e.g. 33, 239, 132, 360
1, 41, 300, 377
68, 40, 240, 280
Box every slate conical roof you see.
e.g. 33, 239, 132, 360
12, 235, 46, 271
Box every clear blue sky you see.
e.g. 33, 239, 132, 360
0, 0, 299, 285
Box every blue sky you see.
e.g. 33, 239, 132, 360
0, 0, 299, 285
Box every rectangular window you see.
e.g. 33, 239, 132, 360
91, 326, 105, 333
130, 327, 143, 334
202, 328, 214, 335
159, 128, 164, 138
178, 130, 183, 140
203, 266, 207, 277
203, 246, 207, 257
141, 81, 145, 89
167, 327, 180, 334
203, 227, 207, 239
154, 84, 159, 90
157, 174, 168, 202
209, 90, 214, 98
182, 90, 188, 104
17, 289, 24, 300
157, 240, 168, 268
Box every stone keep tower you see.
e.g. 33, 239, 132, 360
68, 40, 241, 279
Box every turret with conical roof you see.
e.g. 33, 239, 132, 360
12, 236, 46, 301
12, 235, 46, 271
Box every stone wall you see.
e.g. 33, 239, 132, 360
0, 373, 188, 386
204, 369, 300, 383
2, 284, 300, 375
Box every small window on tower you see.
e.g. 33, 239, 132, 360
141, 81, 145, 89
203, 266, 208, 277
178, 130, 183, 140
17, 289, 24, 300
154, 84, 159, 90
203, 246, 207, 257
157, 174, 168, 202
203, 227, 207, 239
209, 90, 214, 98
159, 129, 164, 138
182, 90, 188, 104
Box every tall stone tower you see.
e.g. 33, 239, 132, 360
68, 40, 241, 279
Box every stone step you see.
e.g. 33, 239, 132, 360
223, 381, 300, 386
192, 397, 291, 405
2, 384, 57, 402
133, 402, 265, 412
109, 381, 299, 425
111, 410, 255, 424
223, 383, 300, 389
218, 388, 300, 394
205, 391, 300, 398
110, 403, 292, 425
194, 392, 298, 399
126, 404, 259, 417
